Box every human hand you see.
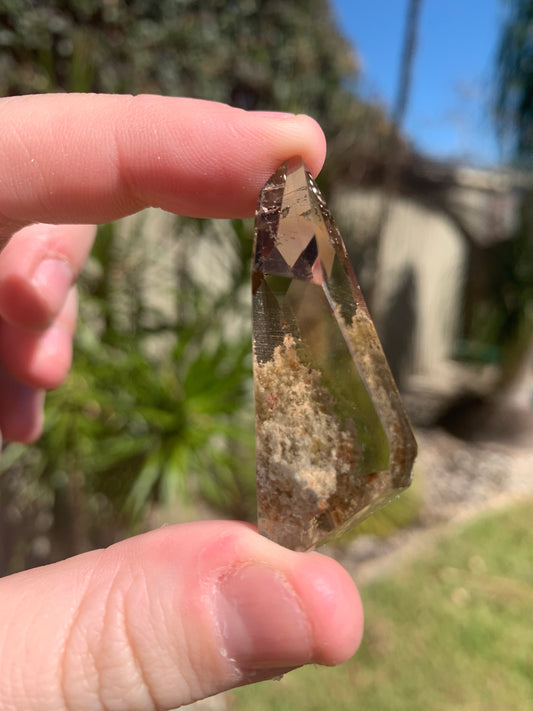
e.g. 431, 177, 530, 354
0, 94, 363, 710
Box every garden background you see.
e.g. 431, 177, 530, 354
0, 2, 532, 709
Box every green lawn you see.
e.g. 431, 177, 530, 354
230, 499, 533, 711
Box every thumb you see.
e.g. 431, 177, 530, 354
0, 521, 363, 711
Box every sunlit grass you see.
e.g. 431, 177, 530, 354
230, 499, 533, 711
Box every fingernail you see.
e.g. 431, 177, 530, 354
32, 259, 72, 315
216, 564, 312, 670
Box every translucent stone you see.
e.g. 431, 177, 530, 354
252, 156, 417, 551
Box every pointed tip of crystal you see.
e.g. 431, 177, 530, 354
252, 157, 417, 551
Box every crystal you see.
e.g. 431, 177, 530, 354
252, 156, 417, 551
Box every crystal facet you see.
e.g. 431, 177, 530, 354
252, 156, 417, 551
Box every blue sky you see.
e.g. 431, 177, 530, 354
331, 0, 505, 166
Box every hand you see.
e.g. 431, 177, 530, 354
0, 94, 363, 711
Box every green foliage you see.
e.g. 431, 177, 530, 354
464, 193, 533, 380
232, 499, 533, 711
0, 0, 357, 117
488, 0, 533, 384
46, 215, 256, 523
494, 0, 533, 164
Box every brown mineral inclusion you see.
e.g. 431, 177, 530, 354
252, 156, 417, 551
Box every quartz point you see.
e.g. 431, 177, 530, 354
252, 156, 417, 551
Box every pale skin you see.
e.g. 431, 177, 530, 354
0, 94, 364, 711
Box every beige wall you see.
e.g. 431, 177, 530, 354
335, 189, 467, 379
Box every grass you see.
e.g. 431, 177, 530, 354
230, 498, 533, 711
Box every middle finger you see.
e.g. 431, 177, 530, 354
0, 222, 96, 331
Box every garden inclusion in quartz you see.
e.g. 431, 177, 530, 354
252, 156, 417, 551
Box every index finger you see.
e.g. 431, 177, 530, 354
0, 94, 326, 243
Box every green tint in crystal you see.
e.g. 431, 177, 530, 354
252, 157, 417, 551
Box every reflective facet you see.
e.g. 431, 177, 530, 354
252, 156, 417, 551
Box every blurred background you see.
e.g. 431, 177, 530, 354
0, 1, 532, 708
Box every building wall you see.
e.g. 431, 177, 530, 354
335, 190, 467, 382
